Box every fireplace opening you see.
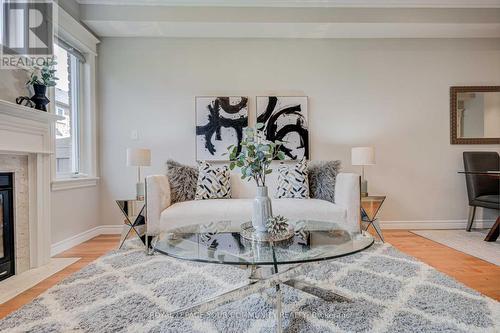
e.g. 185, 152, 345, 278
0, 173, 14, 281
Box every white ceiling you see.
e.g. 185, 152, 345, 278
76, 0, 500, 8
75, 1, 500, 38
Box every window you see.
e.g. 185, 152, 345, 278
54, 42, 83, 178
50, 10, 99, 191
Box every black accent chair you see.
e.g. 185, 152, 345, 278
463, 152, 500, 231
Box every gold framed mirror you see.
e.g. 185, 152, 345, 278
450, 86, 500, 144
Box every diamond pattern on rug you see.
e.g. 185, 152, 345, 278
335, 269, 403, 300
123, 261, 184, 285
361, 255, 420, 278
153, 274, 224, 308
426, 270, 481, 297
201, 294, 273, 331
148, 317, 203, 333
0, 299, 50, 331
50, 275, 129, 310
1, 243, 499, 333
385, 311, 467, 333
299, 296, 385, 332
58, 263, 106, 286
406, 284, 494, 328
76, 293, 163, 332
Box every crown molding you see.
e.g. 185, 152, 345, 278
57, 5, 100, 55
76, 0, 500, 8
84, 21, 500, 38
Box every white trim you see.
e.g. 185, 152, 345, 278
76, 0, 500, 8
52, 6, 100, 183
0, 100, 64, 123
57, 6, 100, 55
50, 225, 122, 256
0, 98, 61, 269
84, 21, 500, 39
51, 176, 99, 191
380, 219, 496, 230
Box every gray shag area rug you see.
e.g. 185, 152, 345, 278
1, 241, 499, 333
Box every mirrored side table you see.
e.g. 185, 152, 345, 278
361, 195, 386, 242
116, 199, 146, 249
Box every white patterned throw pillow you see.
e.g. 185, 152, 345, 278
275, 158, 310, 199
195, 161, 231, 200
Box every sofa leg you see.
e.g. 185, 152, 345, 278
466, 206, 476, 232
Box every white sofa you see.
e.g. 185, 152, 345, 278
145, 169, 361, 237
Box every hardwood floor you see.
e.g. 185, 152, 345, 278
0, 235, 119, 319
384, 230, 500, 301
0, 230, 499, 320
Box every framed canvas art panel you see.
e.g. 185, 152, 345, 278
195, 96, 249, 161
256, 96, 309, 160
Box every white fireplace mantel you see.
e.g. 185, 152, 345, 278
0, 99, 63, 269
0, 100, 63, 154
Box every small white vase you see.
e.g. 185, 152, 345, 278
252, 186, 273, 232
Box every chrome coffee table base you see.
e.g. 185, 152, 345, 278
170, 262, 350, 333
153, 222, 373, 332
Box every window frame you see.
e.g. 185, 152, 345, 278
50, 6, 100, 191
54, 43, 84, 179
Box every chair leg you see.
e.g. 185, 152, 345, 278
466, 206, 476, 232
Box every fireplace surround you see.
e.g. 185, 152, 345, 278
0, 100, 63, 278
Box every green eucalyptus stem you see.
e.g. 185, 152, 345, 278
227, 123, 285, 187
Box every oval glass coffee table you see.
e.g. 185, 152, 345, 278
153, 219, 374, 332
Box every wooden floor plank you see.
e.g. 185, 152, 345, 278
0, 235, 119, 319
0, 230, 498, 320
383, 230, 500, 300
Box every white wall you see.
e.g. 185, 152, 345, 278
98, 38, 500, 228
51, 187, 101, 243
0, 70, 29, 103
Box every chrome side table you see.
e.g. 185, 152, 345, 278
361, 195, 386, 242
116, 199, 146, 249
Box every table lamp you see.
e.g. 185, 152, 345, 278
127, 148, 151, 201
351, 147, 375, 197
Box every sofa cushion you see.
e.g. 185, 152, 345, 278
275, 158, 310, 199
195, 161, 231, 200
166, 160, 198, 204
160, 198, 346, 228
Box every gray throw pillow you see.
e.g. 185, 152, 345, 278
308, 160, 341, 203
166, 159, 198, 204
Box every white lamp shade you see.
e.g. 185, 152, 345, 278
351, 147, 375, 166
127, 148, 151, 167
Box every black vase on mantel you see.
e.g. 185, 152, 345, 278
30, 84, 50, 111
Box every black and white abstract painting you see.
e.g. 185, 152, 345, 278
196, 96, 248, 161
256, 96, 309, 160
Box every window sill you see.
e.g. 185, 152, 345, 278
51, 177, 99, 191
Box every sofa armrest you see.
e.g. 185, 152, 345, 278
146, 175, 171, 236
334, 173, 361, 233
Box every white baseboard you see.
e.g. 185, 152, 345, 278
380, 219, 496, 230
51, 224, 122, 256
